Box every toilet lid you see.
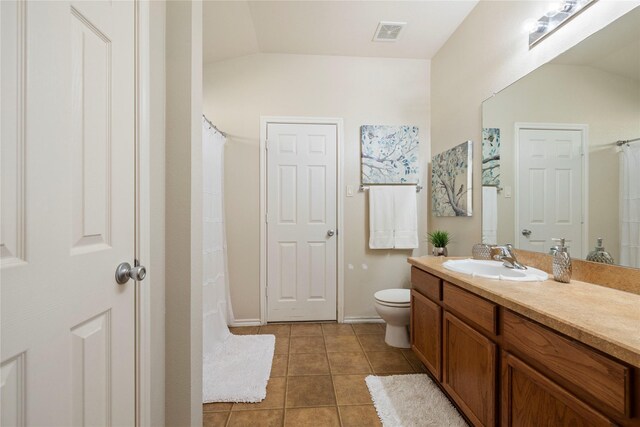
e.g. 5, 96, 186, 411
374, 289, 410, 304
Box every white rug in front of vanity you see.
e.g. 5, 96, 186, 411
366, 374, 468, 427
203, 334, 275, 403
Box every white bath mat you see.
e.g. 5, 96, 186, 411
203, 334, 275, 403
365, 374, 468, 427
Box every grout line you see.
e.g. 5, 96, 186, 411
282, 331, 292, 427
354, 333, 376, 375
226, 397, 235, 424
226, 407, 287, 413
324, 331, 344, 427
338, 326, 368, 425
400, 348, 419, 373
286, 403, 341, 409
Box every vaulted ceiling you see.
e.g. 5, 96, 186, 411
552, 6, 640, 82
203, 1, 478, 64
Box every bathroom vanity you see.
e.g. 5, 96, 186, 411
408, 256, 640, 427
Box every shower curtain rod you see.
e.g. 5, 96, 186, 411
616, 137, 640, 146
202, 114, 227, 137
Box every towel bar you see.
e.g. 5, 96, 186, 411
359, 184, 423, 193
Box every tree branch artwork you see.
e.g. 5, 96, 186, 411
482, 128, 501, 186
431, 141, 473, 217
361, 125, 420, 184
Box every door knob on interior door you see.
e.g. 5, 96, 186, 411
521, 229, 532, 237
327, 229, 336, 237
115, 262, 147, 284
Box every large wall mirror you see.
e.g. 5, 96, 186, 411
482, 7, 640, 268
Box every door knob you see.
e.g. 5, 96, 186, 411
327, 229, 335, 237
521, 229, 532, 237
115, 262, 147, 284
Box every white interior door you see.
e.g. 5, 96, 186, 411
266, 123, 337, 322
517, 127, 584, 256
1, 1, 136, 425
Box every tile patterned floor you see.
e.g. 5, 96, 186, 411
202, 322, 428, 426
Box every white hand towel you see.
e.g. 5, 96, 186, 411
369, 186, 395, 249
482, 186, 498, 245
393, 186, 419, 249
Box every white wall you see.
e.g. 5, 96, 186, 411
203, 53, 430, 322
430, 0, 640, 254
484, 64, 640, 262
148, 1, 166, 425
165, 1, 203, 425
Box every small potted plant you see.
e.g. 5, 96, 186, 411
427, 230, 450, 257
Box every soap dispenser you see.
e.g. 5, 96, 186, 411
586, 238, 614, 264
551, 238, 572, 283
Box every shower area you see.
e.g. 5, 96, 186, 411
201, 115, 275, 404
202, 115, 233, 364
619, 138, 640, 269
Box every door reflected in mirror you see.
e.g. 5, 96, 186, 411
481, 7, 640, 268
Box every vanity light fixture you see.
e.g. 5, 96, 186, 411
528, 0, 597, 48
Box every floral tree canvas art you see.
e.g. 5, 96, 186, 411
431, 141, 473, 217
482, 128, 500, 186
361, 125, 420, 184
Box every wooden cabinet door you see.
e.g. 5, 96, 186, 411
410, 290, 441, 380
443, 312, 496, 427
503, 310, 630, 418
502, 352, 615, 427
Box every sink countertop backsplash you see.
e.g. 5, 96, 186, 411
408, 255, 640, 368
513, 248, 640, 295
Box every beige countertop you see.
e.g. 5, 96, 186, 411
408, 256, 640, 368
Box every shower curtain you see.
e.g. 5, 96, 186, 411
202, 117, 235, 363
619, 143, 640, 268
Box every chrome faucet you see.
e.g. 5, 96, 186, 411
492, 244, 527, 270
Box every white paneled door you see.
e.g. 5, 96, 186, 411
517, 127, 584, 256
1, 1, 136, 425
267, 123, 337, 322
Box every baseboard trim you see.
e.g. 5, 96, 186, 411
230, 317, 383, 325
229, 318, 262, 327
343, 316, 384, 324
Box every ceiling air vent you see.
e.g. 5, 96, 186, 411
373, 21, 406, 42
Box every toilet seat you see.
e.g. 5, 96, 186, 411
374, 289, 410, 307
376, 300, 410, 308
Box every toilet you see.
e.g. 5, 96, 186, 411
374, 289, 411, 348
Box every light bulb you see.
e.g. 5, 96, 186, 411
559, 0, 578, 13
522, 19, 537, 34
523, 19, 548, 34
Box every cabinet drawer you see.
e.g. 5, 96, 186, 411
443, 282, 497, 335
503, 310, 631, 417
411, 267, 441, 302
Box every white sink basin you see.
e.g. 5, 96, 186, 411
443, 259, 549, 282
